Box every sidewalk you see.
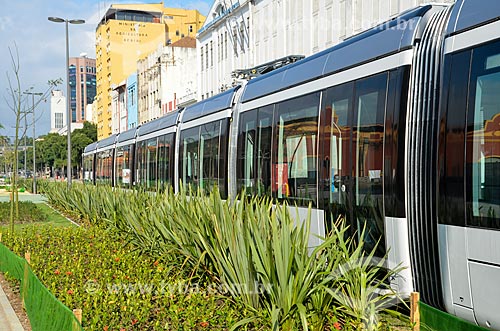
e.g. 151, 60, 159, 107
0, 190, 47, 204
0, 281, 24, 331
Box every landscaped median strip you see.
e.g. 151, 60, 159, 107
0, 241, 83, 331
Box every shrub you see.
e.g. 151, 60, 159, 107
0, 202, 47, 224
2, 225, 257, 331
40, 181, 408, 330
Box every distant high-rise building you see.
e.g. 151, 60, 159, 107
95, 2, 206, 139
69, 55, 96, 123
50, 90, 66, 133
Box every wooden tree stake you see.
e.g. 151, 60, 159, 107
411, 291, 420, 331
73, 308, 82, 323
24, 251, 31, 264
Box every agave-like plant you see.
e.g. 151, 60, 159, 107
321, 221, 404, 331
39, 180, 406, 331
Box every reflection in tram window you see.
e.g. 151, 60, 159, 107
181, 126, 200, 191
467, 45, 500, 228
321, 83, 354, 231
83, 155, 94, 183
180, 120, 228, 197
158, 134, 174, 191
237, 106, 273, 196
116, 145, 133, 188
96, 149, 113, 185
354, 73, 387, 256
146, 138, 158, 190
274, 93, 320, 207
237, 110, 256, 194
257, 107, 273, 197
320, 82, 353, 234
200, 121, 221, 194
135, 140, 146, 188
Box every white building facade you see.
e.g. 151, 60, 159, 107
198, 1, 250, 99
111, 81, 128, 134
50, 90, 66, 133
85, 104, 94, 123
137, 37, 198, 124
197, 0, 455, 98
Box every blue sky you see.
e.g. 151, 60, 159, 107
0, 0, 212, 139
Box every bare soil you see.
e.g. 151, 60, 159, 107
0, 273, 32, 331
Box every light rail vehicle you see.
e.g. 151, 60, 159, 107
83, 0, 500, 328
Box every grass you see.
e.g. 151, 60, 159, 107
34, 203, 74, 227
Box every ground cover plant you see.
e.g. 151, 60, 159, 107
2, 225, 255, 331
38, 181, 410, 331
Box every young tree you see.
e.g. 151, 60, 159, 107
4, 44, 60, 233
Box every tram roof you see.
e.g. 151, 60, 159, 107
136, 110, 179, 137
83, 141, 98, 154
241, 5, 441, 103
96, 134, 118, 149
117, 127, 138, 143
181, 87, 239, 123
446, 0, 500, 36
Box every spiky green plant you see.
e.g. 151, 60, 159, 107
40, 180, 406, 330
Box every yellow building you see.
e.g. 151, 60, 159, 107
96, 2, 205, 139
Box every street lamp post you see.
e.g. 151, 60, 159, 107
23, 91, 42, 194
48, 16, 85, 187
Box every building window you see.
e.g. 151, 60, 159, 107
205, 45, 209, 69
233, 27, 238, 55
239, 22, 245, 51
55, 113, 63, 129
200, 46, 204, 71
210, 41, 213, 67
225, 32, 228, 59
218, 35, 221, 62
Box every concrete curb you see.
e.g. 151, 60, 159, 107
0, 284, 24, 331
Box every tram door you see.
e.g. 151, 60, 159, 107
322, 73, 388, 256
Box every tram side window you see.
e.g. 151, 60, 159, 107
467, 42, 500, 228
320, 82, 353, 229
146, 138, 158, 190
237, 110, 256, 195
180, 121, 227, 197
274, 93, 320, 207
353, 73, 387, 256
116, 145, 132, 188
180, 126, 201, 192
200, 121, 221, 194
158, 133, 174, 191
83, 155, 94, 183
217, 120, 229, 196
135, 141, 146, 187
257, 107, 273, 197
97, 150, 112, 185
237, 106, 273, 197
